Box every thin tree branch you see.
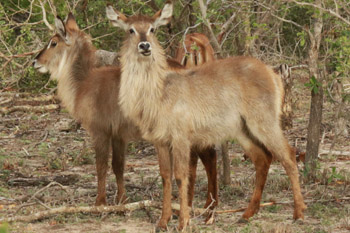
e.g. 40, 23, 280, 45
39, 0, 54, 31
197, 0, 222, 56
292, 0, 350, 26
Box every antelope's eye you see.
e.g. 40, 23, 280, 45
51, 41, 57, 47
129, 28, 135, 34
150, 28, 155, 33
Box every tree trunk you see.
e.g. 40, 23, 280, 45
305, 85, 323, 181
305, 0, 323, 182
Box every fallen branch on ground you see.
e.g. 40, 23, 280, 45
319, 149, 350, 157
1, 200, 159, 223
0, 104, 59, 115
172, 197, 350, 216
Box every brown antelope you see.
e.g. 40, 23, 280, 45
106, 2, 306, 230
32, 13, 218, 210
174, 33, 215, 68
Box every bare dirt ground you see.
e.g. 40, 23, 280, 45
0, 78, 350, 233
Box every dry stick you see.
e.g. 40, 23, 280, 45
216, 202, 276, 214
0, 104, 59, 115
38, 0, 54, 31
216, 197, 350, 215
319, 150, 350, 157
292, 0, 350, 26
1, 200, 159, 223
182, 23, 201, 55
197, 0, 222, 56
27, 181, 70, 203
217, 12, 236, 44
192, 193, 216, 220
30, 130, 49, 149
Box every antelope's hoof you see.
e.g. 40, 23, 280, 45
95, 197, 107, 206
155, 225, 167, 233
204, 212, 215, 225
293, 206, 306, 220
293, 218, 305, 225
116, 195, 128, 205
177, 218, 190, 232
293, 211, 304, 219
157, 219, 169, 232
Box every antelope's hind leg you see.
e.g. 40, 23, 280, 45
197, 146, 218, 209
111, 136, 127, 204
188, 148, 199, 209
187, 146, 218, 224
236, 133, 272, 220
245, 119, 306, 220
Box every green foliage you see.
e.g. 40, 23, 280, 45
327, 167, 344, 184
0, 0, 349, 100
305, 76, 322, 94
297, 31, 306, 47
0, 223, 9, 233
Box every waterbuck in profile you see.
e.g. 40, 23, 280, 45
106, 2, 306, 230
32, 13, 218, 211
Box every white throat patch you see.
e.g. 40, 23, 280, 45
54, 51, 69, 79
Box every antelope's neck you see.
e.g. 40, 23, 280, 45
55, 39, 95, 115
118, 45, 168, 139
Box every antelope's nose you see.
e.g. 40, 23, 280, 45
32, 59, 37, 66
138, 42, 151, 51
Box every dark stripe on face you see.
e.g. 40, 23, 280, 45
35, 47, 47, 60
140, 33, 147, 42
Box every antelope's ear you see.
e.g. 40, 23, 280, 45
65, 12, 79, 31
153, 1, 173, 28
106, 5, 128, 31
55, 16, 66, 39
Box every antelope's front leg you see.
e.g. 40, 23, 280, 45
111, 137, 127, 204
155, 145, 173, 230
173, 140, 191, 231
93, 134, 110, 206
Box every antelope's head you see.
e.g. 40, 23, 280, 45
106, 1, 173, 58
33, 13, 86, 78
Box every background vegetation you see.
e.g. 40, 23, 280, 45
0, 0, 349, 93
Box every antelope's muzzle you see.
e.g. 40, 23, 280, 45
138, 42, 151, 56
32, 59, 48, 73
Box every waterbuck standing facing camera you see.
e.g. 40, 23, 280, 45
106, 1, 306, 230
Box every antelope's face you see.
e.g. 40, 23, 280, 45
33, 13, 80, 79
33, 35, 67, 74
106, 2, 173, 58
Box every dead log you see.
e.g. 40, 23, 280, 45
319, 150, 350, 157
0, 104, 59, 115
1, 200, 158, 223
